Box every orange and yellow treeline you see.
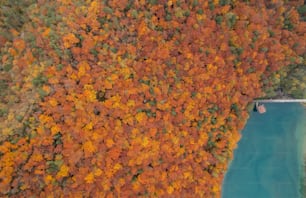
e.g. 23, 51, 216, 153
0, 0, 305, 197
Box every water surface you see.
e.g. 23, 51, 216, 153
222, 103, 305, 198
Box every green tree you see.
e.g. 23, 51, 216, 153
281, 63, 306, 99
0, 0, 35, 41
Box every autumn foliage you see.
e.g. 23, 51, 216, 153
0, 0, 305, 197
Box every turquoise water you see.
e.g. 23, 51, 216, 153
222, 103, 306, 198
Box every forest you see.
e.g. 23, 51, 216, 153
0, 0, 305, 197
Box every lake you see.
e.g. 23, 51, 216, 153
222, 103, 306, 198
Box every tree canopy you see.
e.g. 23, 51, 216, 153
0, 0, 305, 197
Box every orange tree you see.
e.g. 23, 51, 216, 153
0, 0, 305, 197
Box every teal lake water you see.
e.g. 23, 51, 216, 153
222, 103, 306, 198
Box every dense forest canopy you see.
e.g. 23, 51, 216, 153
0, 0, 305, 197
